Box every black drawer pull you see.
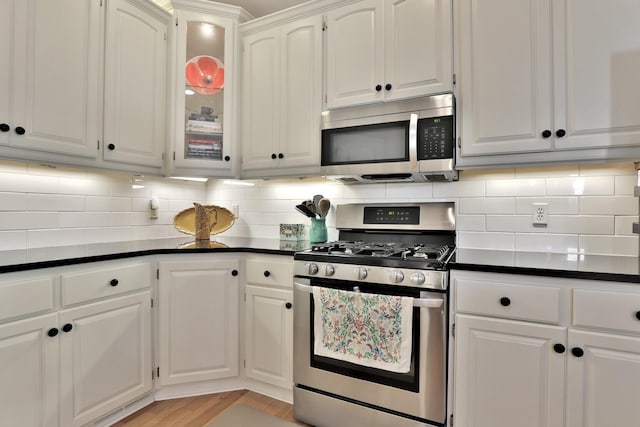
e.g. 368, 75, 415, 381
385, 83, 392, 91
231, 269, 238, 276
555, 129, 566, 138
62, 323, 73, 333
541, 129, 552, 138
375, 84, 382, 92
48, 328, 59, 337
553, 343, 566, 354
271, 153, 277, 159
571, 347, 584, 357
285, 302, 293, 309
107, 143, 115, 150
110, 279, 119, 287
15, 126, 25, 135
499, 297, 511, 307
264, 270, 271, 277
0, 123, 9, 132
278, 153, 284, 159
635, 311, 640, 321
224, 155, 231, 161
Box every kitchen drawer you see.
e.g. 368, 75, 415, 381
573, 289, 640, 335
455, 278, 562, 324
61, 262, 151, 306
246, 257, 293, 288
0, 277, 55, 323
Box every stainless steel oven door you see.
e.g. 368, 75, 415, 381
293, 277, 447, 425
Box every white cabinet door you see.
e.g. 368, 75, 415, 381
454, 314, 565, 427
241, 29, 281, 171
1, 0, 100, 157
552, 0, 640, 151
58, 291, 152, 427
0, 313, 59, 427
325, 0, 384, 108
383, 0, 452, 101
241, 15, 322, 174
158, 260, 239, 386
458, 0, 553, 156
566, 329, 640, 427
244, 285, 293, 390
103, 0, 167, 168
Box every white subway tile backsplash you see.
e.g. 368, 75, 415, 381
515, 233, 579, 253
579, 196, 639, 215
0, 159, 636, 257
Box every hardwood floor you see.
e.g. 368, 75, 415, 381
112, 390, 309, 426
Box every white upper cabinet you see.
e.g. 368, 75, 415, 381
169, 0, 249, 178
0, 0, 101, 158
103, 0, 169, 169
457, 0, 640, 165
241, 15, 322, 176
325, 0, 452, 109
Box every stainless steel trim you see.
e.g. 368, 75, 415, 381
408, 113, 418, 169
294, 282, 444, 308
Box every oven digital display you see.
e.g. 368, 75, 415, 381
363, 206, 420, 224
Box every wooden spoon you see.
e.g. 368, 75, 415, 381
318, 198, 331, 218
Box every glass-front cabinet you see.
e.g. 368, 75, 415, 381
170, 0, 249, 177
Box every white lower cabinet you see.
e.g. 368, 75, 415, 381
454, 315, 566, 427
0, 260, 153, 427
0, 313, 59, 427
243, 256, 294, 391
157, 259, 240, 386
59, 292, 152, 427
452, 270, 640, 427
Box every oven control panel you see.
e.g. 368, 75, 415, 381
294, 261, 447, 290
363, 206, 420, 225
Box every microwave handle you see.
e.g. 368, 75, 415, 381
409, 113, 418, 169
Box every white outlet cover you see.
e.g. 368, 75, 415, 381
532, 202, 548, 226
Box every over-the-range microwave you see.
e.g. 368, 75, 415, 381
320, 93, 457, 183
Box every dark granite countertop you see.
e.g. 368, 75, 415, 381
0, 237, 310, 274
451, 249, 640, 283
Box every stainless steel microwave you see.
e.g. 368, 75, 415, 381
320, 93, 457, 183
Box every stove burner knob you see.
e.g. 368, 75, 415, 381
410, 272, 426, 286
324, 264, 335, 276
389, 270, 404, 283
354, 267, 368, 280
306, 263, 319, 275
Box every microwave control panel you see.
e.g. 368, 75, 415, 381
417, 115, 454, 160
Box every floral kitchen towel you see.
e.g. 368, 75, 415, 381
312, 286, 414, 373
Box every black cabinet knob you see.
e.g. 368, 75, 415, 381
15, 126, 25, 135
271, 153, 277, 159
635, 310, 640, 321
48, 328, 59, 337
285, 302, 293, 309
571, 347, 584, 357
62, 323, 73, 333
385, 83, 392, 91
278, 153, 284, 159
375, 84, 382, 92
553, 343, 566, 354
107, 143, 115, 150
264, 270, 271, 277
555, 129, 566, 138
541, 130, 552, 138
110, 279, 119, 287
0, 123, 9, 132
224, 155, 230, 161
231, 269, 238, 276
499, 297, 511, 307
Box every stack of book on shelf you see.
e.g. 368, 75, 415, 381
186, 137, 222, 160
186, 112, 222, 133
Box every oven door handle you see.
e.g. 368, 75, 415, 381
294, 282, 443, 308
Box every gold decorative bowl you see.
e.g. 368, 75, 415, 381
173, 205, 236, 236
176, 240, 229, 249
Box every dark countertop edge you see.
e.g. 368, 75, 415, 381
0, 247, 294, 274
450, 261, 640, 284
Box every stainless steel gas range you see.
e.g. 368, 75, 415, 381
293, 202, 455, 427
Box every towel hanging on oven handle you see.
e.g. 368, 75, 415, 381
293, 282, 443, 308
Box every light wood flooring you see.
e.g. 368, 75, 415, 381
112, 390, 309, 426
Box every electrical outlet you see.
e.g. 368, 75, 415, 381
532, 202, 548, 226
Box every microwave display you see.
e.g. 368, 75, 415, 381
417, 115, 454, 160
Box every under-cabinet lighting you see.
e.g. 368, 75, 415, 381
223, 179, 255, 186
131, 175, 145, 189
169, 176, 209, 182
185, 89, 195, 95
